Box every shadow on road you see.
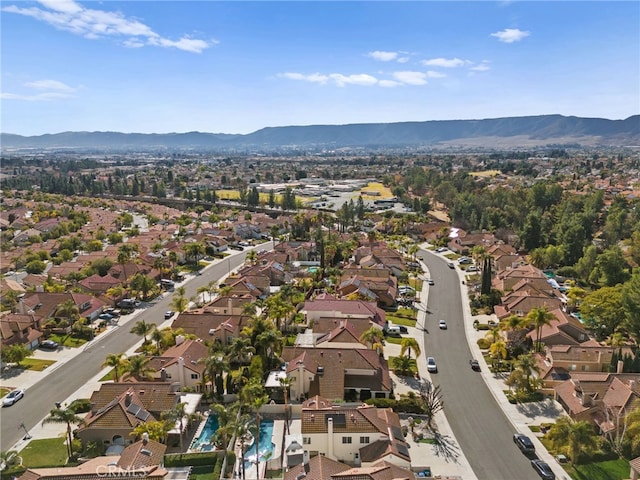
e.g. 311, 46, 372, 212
432, 431, 462, 463
515, 398, 564, 419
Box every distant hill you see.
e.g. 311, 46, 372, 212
2, 115, 639, 151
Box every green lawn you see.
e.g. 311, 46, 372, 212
0, 387, 10, 397
20, 358, 56, 371
386, 315, 417, 327
100, 368, 116, 381
47, 333, 87, 347
19, 437, 68, 468
564, 459, 630, 480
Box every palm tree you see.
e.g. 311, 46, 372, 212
526, 306, 556, 352
359, 326, 385, 353
279, 375, 291, 435
546, 417, 598, 465
171, 287, 189, 313
197, 285, 211, 305
227, 337, 255, 367
625, 407, 640, 457
130, 319, 154, 344
241, 379, 270, 480
55, 299, 79, 323
513, 353, 541, 392
200, 352, 229, 399
489, 339, 508, 365
102, 352, 128, 382
123, 355, 155, 381
400, 337, 421, 360
42, 407, 84, 460
117, 244, 138, 285
106, 286, 125, 307
151, 327, 164, 355
255, 328, 283, 370
161, 402, 187, 452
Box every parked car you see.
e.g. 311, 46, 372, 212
427, 356, 438, 373
470, 359, 481, 371
98, 313, 114, 321
435, 247, 447, 253
164, 310, 175, 319
466, 265, 479, 272
39, 340, 59, 350
427, 279, 435, 286
447, 262, 455, 269
229, 244, 244, 251
513, 433, 535, 454
2, 388, 24, 407
439, 320, 447, 330
531, 459, 555, 479
458, 256, 473, 264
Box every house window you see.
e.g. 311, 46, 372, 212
581, 365, 588, 371
342, 437, 352, 444
191, 373, 199, 379
569, 365, 576, 371
360, 436, 369, 444
303, 437, 310, 445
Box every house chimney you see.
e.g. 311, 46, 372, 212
327, 417, 334, 460
297, 361, 304, 401
175, 335, 184, 346
142, 432, 149, 445
160, 368, 167, 382
125, 392, 132, 407
178, 357, 185, 387
617, 360, 624, 374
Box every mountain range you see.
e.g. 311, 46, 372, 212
2, 114, 639, 151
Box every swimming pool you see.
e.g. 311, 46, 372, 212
243, 420, 274, 472
191, 414, 219, 452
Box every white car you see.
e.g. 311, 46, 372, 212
427, 357, 438, 373
439, 320, 447, 330
2, 388, 24, 407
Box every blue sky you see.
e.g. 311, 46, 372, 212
2, 1, 639, 135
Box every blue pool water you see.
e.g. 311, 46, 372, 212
244, 421, 274, 471
191, 414, 219, 451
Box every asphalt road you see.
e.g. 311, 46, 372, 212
420, 249, 540, 480
0, 245, 270, 451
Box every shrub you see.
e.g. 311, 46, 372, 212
477, 338, 491, 349
68, 398, 92, 413
164, 451, 223, 467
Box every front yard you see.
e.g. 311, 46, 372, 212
19, 437, 68, 468
563, 459, 630, 480
18, 358, 56, 371
47, 333, 88, 347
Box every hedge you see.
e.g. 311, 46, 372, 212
165, 451, 224, 467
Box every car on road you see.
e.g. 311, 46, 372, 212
2, 389, 24, 407
164, 311, 175, 319
470, 359, 481, 371
513, 433, 535, 454
438, 320, 447, 329
447, 262, 455, 269
39, 340, 59, 350
531, 459, 555, 479
426, 279, 435, 286
426, 356, 438, 373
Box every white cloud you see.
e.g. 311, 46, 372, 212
490, 28, 530, 43
421, 57, 469, 68
2, 0, 214, 53
329, 73, 378, 87
379, 80, 402, 88
426, 71, 446, 78
392, 71, 428, 86
279, 72, 329, 84
1, 91, 73, 101
470, 61, 491, 72
367, 50, 399, 62
397, 57, 409, 64
24, 79, 76, 92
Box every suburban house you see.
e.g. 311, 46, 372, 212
526, 308, 590, 346
171, 312, 250, 344
204, 295, 254, 316
0, 313, 45, 349
16, 292, 107, 323
494, 279, 563, 320
78, 274, 123, 296
554, 372, 640, 433
280, 347, 392, 402
545, 345, 632, 374
81, 383, 179, 448
297, 396, 411, 468
147, 338, 208, 391
283, 454, 417, 480
301, 295, 386, 329
18, 437, 167, 480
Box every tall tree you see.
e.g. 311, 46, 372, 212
42, 407, 84, 460
546, 417, 597, 465
130, 319, 154, 344
400, 337, 421, 360
526, 306, 555, 352
102, 352, 128, 382
123, 354, 155, 381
